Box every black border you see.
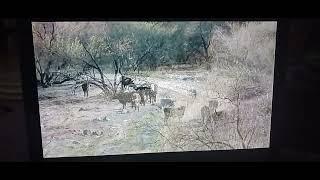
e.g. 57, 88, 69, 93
19, 18, 286, 162
18, 18, 44, 161
269, 19, 289, 160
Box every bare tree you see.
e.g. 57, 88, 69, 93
78, 40, 116, 95
32, 22, 77, 87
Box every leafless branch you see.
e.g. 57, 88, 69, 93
207, 38, 211, 49
192, 47, 206, 59
49, 23, 55, 49
244, 128, 252, 142
145, 122, 184, 151
235, 92, 246, 149
89, 81, 108, 92
191, 128, 212, 150
33, 29, 44, 40
79, 40, 108, 88
133, 46, 153, 71
246, 125, 257, 148
81, 59, 97, 71
86, 74, 103, 84
79, 41, 99, 69
204, 119, 215, 143
212, 92, 234, 105
52, 73, 61, 82
209, 141, 235, 149
35, 66, 42, 77
103, 74, 115, 88
35, 57, 43, 75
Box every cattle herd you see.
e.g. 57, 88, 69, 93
70, 75, 221, 123
113, 75, 159, 112
71, 75, 159, 113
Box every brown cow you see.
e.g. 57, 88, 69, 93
81, 82, 89, 97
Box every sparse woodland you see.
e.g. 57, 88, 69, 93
33, 21, 277, 157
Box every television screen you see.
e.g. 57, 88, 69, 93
31, 21, 277, 158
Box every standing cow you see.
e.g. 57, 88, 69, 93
81, 81, 89, 97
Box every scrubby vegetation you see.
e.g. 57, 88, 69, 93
33, 21, 276, 157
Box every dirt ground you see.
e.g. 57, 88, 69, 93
38, 68, 272, 158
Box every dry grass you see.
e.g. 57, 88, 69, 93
210, 22, 276, 74
138, 22, 277, 151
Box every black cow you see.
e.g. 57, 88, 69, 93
134, 86, 151, 91
121, 75, 134, 90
